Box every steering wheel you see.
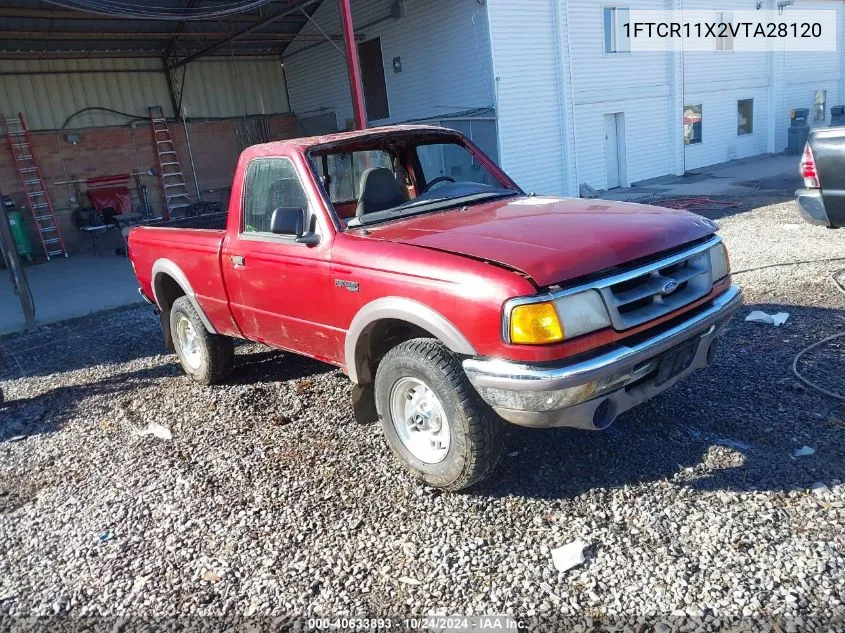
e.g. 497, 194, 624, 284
421, 176, 456, 193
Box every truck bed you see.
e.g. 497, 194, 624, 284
128, 216, 239, 337
141, 212, 228, 231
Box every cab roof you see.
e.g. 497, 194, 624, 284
251, 124, 462, 153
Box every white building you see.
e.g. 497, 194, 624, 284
283, 0, 845, 196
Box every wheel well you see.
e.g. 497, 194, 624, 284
155, 273, 186, 312
355, 318, 436, 384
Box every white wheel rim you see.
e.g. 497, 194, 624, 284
389, 377, 450, 464
175, 316, 203, 370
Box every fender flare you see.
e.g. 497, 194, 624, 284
151, 258, 218, 334
344, 296, 477, 384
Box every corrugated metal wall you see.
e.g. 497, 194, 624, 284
0, 56, 290, 131
283, 0, 495, 129
778, 0, 845, 150
568, 0, 675, 189
486, 1, 569, 197
0, 58, 171, 129
174, 57, 290, 119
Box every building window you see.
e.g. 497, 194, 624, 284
737, 99, 754, 135
603, 7, 631, 53
716, 12, 735, 52
684, 105, 703, 145
815, 90, 827, 121
358, 38, 390, 121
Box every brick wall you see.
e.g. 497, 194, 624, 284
0, 114, 298, 255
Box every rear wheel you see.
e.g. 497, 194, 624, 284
170, 296, 234, 385
374, 338, 503, 491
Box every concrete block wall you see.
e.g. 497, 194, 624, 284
0, 114, 297, 256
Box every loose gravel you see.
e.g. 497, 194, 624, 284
1, 185, 844, 631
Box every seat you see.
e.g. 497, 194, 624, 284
356, 167, 406, 217
267, 178, 308, 214
247, 178, 307, 233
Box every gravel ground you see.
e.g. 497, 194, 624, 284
1, 186, 845, 632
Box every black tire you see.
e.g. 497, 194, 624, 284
374, 338, 504, 491
169, 295, 234, 385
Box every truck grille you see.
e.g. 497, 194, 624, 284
597, 248, 713, 330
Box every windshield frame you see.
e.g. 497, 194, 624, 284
304, 128, 523, 230
347, 189, 521, 228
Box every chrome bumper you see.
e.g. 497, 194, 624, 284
463, 285, 743, 430
795, 189, 830, 227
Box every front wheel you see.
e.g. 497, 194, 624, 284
170, 296, 234, 385
374, 339, 504, 491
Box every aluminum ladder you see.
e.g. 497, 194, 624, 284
1, 113, 67, 260
148, 105, 191, 220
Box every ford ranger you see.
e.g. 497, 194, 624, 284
128, 125, 742, 490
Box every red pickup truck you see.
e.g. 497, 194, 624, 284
128, 125, 741, 490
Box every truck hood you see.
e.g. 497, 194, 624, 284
360, 196, 717, 287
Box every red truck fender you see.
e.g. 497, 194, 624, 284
151, 258, 218, 334
344, 296, 477, 384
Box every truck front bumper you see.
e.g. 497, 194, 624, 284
796, 189, 831, 227
463, 285, 743, 430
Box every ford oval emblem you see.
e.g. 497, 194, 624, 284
662, 279, 679, 295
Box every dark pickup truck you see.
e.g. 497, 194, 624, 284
796, 128, 845, 228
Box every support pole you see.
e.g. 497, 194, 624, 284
339, 0, 367, 130
0, 194, 36, 331
162, 61, 180, 119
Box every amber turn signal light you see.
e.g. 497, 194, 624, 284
509, 302, 564, 345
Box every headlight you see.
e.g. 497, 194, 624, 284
507, 290, 612, 344
554, 290, 612, 339
709, 243, 730, 281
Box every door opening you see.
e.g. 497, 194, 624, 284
604, 113, 627, 189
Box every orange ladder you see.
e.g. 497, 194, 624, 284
1, 113, 67, 260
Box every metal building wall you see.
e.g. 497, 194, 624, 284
0, 56, 290, 131
485, 1, 569, 197
284, 0, 495, 131
0, 58, 171, 129
174, 57, 290, 119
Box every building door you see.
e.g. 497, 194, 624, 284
358, 38, 390, 122
604, 113, 626, 189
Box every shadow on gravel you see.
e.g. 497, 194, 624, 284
475, 302, 845, 500
225, 349, 335, 386
0, 364, 178, 443
652, 190, 797, 222
0, 347, 334, 442
0, 306, 163, 379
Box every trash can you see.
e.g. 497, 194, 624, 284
7, 211, 33, 263
787, 108, 811, 155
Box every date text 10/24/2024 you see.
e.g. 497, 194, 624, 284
306, 616, 523, 631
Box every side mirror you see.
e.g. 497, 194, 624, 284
269, 207, 320, 245
270, 207, 304, 237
